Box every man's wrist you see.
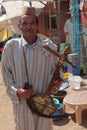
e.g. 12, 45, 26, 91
16, 89, 21, 97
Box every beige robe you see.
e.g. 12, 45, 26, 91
1, 36, 58, 130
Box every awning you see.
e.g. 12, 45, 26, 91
0, 0, 50, 34
3, 0, 53, 2
0, 15, 22, 34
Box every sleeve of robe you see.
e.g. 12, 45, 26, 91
1, 43, 20, 104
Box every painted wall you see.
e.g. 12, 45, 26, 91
38, 1, 70, 43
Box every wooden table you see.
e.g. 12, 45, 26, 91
63, 86, 87, 125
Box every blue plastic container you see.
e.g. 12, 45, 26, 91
52, 103, 63, 121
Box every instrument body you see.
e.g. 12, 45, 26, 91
26, 93, 57, 118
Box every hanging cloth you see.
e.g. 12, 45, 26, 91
0, 27, 13, 42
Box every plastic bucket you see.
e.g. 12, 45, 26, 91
68, 76, 82, 90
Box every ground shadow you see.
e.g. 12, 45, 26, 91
53, 112, 87, 128
53, 114, 70, 126
82, 109, 87, 128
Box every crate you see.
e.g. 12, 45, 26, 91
60, 43, 71, 54
67, 53, 80, 75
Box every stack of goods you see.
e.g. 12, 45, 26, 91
60, 43, 71, 54
67, 53, 80, 75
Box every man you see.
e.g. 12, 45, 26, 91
64, 18, 73, 51
1, 6, 58, 130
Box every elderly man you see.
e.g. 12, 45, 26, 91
1, 6, 58, 130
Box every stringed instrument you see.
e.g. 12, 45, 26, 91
24, 45, 76, 118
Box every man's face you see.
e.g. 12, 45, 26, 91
19, 15, 38, 37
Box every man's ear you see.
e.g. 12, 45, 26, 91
18, 24, 22, 32
18, 24, 20, 29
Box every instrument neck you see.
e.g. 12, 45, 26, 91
46, 54, 65, 95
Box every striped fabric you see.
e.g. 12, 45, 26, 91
1, 35, 58, 130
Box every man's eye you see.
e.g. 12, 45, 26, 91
21, 22, 27, 25
31, 21, 36, 25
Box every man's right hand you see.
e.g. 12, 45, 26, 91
16, 88, 35, 99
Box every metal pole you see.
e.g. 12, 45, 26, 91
72, 0, 81, 55
72, 0, 81, 74
55, 0, 61, 52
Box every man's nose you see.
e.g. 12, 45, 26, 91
27, 24, 31, 29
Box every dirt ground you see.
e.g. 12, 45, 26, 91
0, 66, 87, 130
